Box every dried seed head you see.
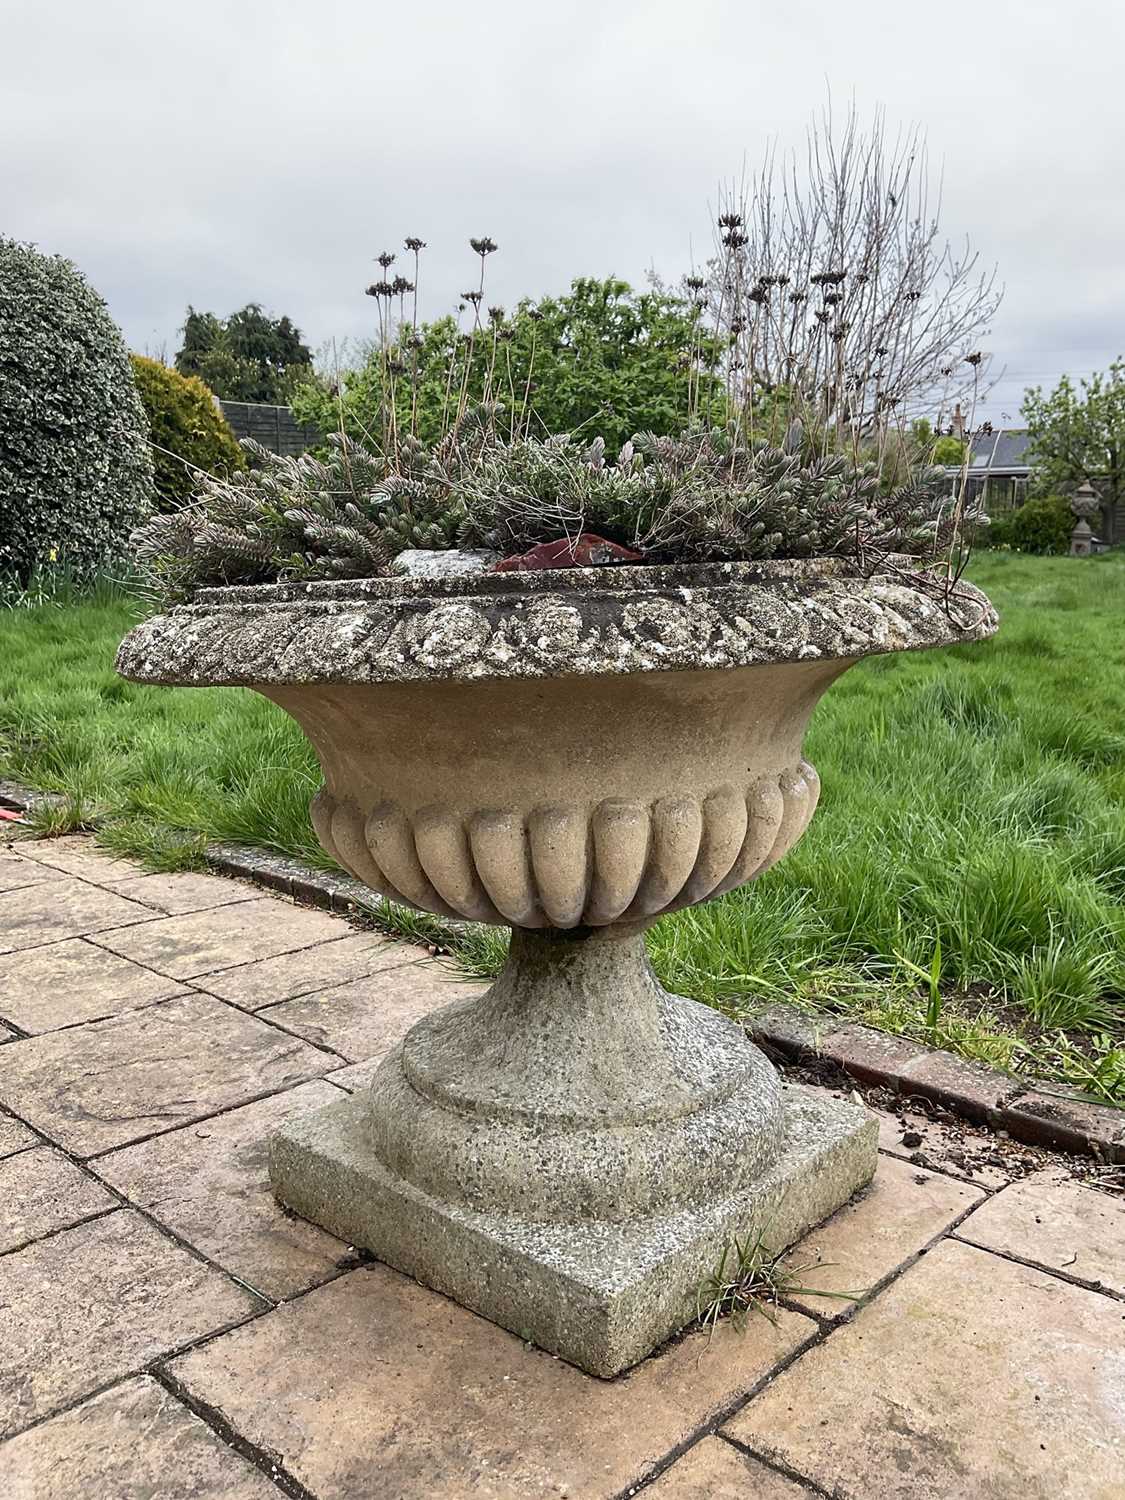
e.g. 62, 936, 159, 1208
722, 230, 748, 250
404, 236, 426, 252
470, 236, 498, 256
718, 212, 743, 229
964, 351, 983, 367
377, 251, 396, 269
487, 305, 505, 325
462, 290, 483, 305
685, 275, 705, 292
392, 276, 414, 295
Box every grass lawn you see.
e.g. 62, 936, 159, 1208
1, 552, 1123, 1104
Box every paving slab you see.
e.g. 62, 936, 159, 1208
0, 1113, 39, 1159
196, 929, 420, 1009
957, 1170, 1125, 1296
99, 869, 258, 914
726, 1238, 1125, 1500
260, 966, 487, 1062
0, 1210, 260, 1438
0, 1375, 280, 1500
0, 1146, 117, 1253
94, 897, 353, 979
0, 992, 332, 1156
96, 1079, 349, 1299
645, 1438, 811, 1497
15, 836, 138, 883
0, 848, 65, 895
0, 937, 185, 1033
782, 1151, 985, 1318
171, 1263, 816, 1500
0, 878, 158, 954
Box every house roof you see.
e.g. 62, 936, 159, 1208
965, 428, 1034, 473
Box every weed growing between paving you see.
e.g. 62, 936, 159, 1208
695, 1222, 861, 1337
1, 552, 1122, 1100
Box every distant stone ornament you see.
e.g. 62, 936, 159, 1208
1070, 481, 1101, 556
117, 556, 998, 1377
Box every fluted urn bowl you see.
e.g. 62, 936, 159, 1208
117, 555, 997, 1375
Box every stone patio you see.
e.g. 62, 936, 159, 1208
0, 831, 1121, 1499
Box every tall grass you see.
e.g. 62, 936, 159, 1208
1, 551, 1122, 1094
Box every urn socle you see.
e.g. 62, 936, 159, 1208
117, 555, 998, 1376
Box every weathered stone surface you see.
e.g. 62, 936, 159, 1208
100, 869, 257, 914
780, 1152, 984, 1318
0, 1113, 38, 1159
0, 993, 332, 1156
94, 897, 352, 979
646, 1439, 812, 1497
0, 878, 156, 954
96, 1081, 348, 1299
0, 938, 184, 1033
0, 1146, 116, 1252
0, 1375, 280, 1500
0, 848, 64, 894
957, 1170, 1125, 1295
171, 1263, 816, 1500
726, 1239, 1125, 1499
271, 1084, 874, 1377
260, 967, 486, 1062
191, 930, 418, 1009
116, 557, 998, 689
392, 546, 499, 579
0, 1211, 259, 1437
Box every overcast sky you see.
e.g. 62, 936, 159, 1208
4, 0, 1123, 425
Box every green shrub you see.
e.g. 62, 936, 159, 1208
1010, 496, 1073, 555
131, 356, 244, 508
982, 509, 1018, 549
0, 239, 153, 584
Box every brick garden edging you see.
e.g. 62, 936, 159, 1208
2, 777, 1122, 1164
746, 1004, 1124, 1164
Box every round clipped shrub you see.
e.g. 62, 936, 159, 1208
0, 239, 153, 583
131, 355, 244, 508
1010, 495, 1073, 555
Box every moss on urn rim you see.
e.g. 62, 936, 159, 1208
116, 556, 998, 689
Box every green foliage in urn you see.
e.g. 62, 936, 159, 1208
130, 356, 244, 509
130, 419, 972, 599
0, 238, 154, 584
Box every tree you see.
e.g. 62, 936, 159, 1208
694, 102, 1002, 454
175, 303, 312, 403
292, 277, 722, 455
1022, 361, 1124, 543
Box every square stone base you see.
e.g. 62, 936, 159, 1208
270, 1084, 877, 1378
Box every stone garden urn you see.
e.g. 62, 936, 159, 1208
117, 556, 997, 1376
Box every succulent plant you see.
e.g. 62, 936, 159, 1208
130, 415, 976, 602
